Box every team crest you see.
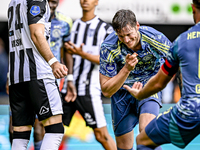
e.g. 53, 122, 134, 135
88, 29, 95, 37
52, 29, 61, 38
106, 63, 116, 73
30, 5, 41, 16
142, 54, 153, 61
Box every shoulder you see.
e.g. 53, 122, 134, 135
178, 24, 197, 40
140, 25, 172, 45
102, 31, 118, 47
97, 18, 114, 32
55, 11, 73, 25
139, 25, 166, 38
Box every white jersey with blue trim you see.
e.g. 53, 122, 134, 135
8, 0, 53, 86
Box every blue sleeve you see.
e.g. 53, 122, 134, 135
99, 43, 118, 77
166, 37, 179, 67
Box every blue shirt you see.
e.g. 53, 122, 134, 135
166, 22, 200, 120
100, 26, 171, 87
50, 11, 72, 61
100, 26, 172, 105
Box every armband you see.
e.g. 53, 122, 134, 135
48, 57, 58, 66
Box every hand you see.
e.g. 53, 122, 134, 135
124, 53, 138, 71
51, 61, 68, 79
64, 41, 85, 56
65, 81, 77, 102
123, 82, 143, 98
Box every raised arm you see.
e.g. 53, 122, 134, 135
64, 41, 99, 64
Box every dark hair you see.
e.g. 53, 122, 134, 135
193, 0, 200, 9
112, 9, 137, 32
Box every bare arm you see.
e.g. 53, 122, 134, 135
63, 43, 77, 102
29, 23, 68, 78
124, 68, 172, 100
64, 41, 99, 64
100, 53, 138, 98
64, 47, 73, 74
29, 23, 54, 62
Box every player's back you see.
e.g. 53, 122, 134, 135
171, 22, 200, 120
176, 23, 200, 97
8, 0, 54, 85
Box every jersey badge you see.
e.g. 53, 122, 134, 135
142, 54, 153, 61
88, 29, 95, 37
52, 29, 61, 38
106, 63, 116, 73
30, 5, 41, 16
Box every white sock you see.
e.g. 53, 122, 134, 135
40, 133, 64, 150
11, 139, 29, 150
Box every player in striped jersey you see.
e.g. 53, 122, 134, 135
124, 0, 200, 149
62, 0, 117, 149
7, 0, 68, 149
99, 9, 172, 150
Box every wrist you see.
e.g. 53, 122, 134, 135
48, 57, 58, 66
67, 74, 73, 81
81, 51, 87, 59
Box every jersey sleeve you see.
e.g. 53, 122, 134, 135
99, 32, 119, 77
140, 26, 172, 56
161, 37, 179, 76
27, 0, 49, 25
100, 44, 117, 77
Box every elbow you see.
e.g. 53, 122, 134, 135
30, 30, 43, 43
30, 34, 35, 43
30, 32, 38, 44
155, 83, 165, 91
101, 91, 112, 98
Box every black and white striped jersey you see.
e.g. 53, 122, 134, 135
65, 16, 113, 96
8, 0, 53, 85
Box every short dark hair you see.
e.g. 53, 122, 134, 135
193, 0, 200, 9
112, 9, 137, 32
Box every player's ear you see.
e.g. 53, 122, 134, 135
191, 3, 195, 14
95, 0, 98, 6
136, 22, 140, 31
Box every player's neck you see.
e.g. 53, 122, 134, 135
81, 11, 96, 22
50, 13, 56, 20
